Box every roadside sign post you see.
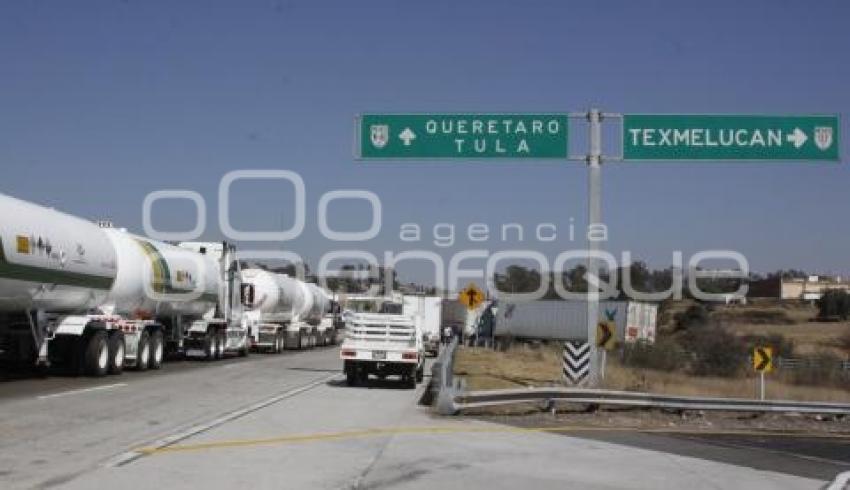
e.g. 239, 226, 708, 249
753, 346, 774, 400
587, 109, 603, 386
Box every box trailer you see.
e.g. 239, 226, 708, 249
492, 300, 657, 344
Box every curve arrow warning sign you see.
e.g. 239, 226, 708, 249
754, 346, 774, 373
597, 321, 616, 350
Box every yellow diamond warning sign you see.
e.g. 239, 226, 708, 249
458, 283, 485, 310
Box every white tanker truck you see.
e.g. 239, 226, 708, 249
0, 193, 249, 376
240, 269, 333, 352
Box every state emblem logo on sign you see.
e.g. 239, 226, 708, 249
814, 126, 833, 151
370, 124, 389, 149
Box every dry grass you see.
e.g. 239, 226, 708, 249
665, 300, 850, 356
455, 344, 850, 403
603, 360, 850, 403
730, 321, 850, 356
714, 301, 815, 323
453, 345, 561, 391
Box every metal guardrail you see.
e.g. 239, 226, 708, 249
430, 337, 458, 415
451, 387, 850, 415
625, 350, 850, 372
774, 357, 850, 372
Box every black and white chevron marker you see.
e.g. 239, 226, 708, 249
563, 341, 590, 386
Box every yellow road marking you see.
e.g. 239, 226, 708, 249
135, 425, 850, 456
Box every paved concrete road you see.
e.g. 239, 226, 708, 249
0, 347, 342, 489
0, 348, 839, 489
564, 430, 850, 482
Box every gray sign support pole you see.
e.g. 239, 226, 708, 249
586, 109, 602, 386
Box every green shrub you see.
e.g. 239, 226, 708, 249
817, 289, 850, 321
674, 304, 710, 332
680, 325, 747, 377
621, 339, 682, 372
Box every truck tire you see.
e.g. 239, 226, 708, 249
203, 331, 216, 361
276, 332, 284, 354
404, 366, 417, 389
216, 331, 226, 359
346, 370, 357, 386
84, 331, 109, 377
136, 331, 151, 371
149, 330, 164, 370
107, 332, 125, 375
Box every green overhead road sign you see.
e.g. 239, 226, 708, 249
623, 114, 839, 161
357, 113, 569, 159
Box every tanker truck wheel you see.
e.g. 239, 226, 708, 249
148, 331, 163, 370
238, 337, 250, 357
84, 331, 109, 377
136, 331, 151, 371
203, 332, 216, 361
275, 332, 284, 354
107, 332, 125, 375
215, 332, 226, 359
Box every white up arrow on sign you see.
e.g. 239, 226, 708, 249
787, 127, 808, 149
399, 127, 416, 146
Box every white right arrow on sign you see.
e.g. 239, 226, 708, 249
787, 127, 808, 149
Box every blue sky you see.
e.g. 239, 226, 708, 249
1, 0, 848, 285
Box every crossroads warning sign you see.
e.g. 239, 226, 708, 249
458, 283, 485, 310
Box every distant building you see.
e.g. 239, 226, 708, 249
748, 275, 850, 300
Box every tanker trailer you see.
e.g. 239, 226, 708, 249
307, 284, 335, 346
0, 192, 248, 376
239, 269, 329, 351
290, 280, 333, 349
0, 193, 121, 375
239, 268, 294, 353
99, 232, 249, 369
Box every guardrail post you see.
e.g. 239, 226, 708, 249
434, 337, 459, 415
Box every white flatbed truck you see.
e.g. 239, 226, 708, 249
339, 312, 424, 388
